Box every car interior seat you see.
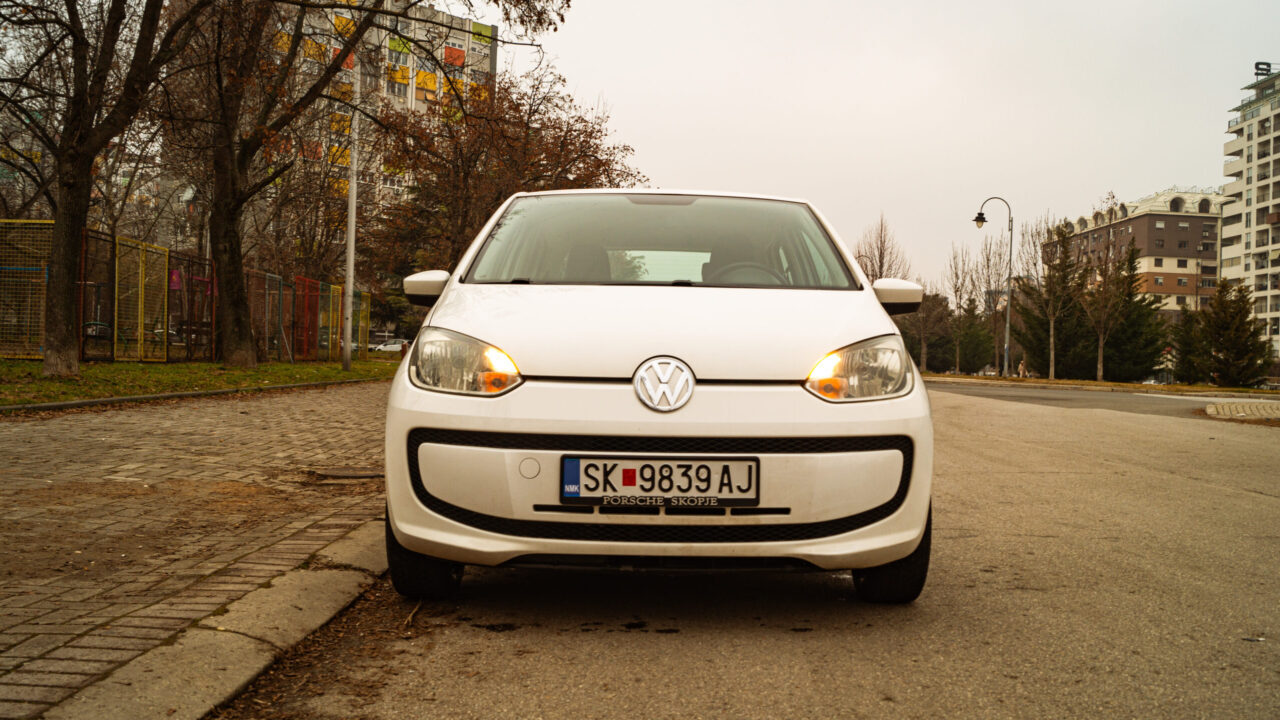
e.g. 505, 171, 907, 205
563, 245, 612, 283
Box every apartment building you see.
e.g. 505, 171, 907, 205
1063, 187, 1225, 318
316, 3, 498, 205
1222, 65, 1280, 353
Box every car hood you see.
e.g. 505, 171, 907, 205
425, 284, 899, 380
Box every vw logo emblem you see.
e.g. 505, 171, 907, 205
633, 357, 695, 412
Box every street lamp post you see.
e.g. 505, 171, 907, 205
973, 197, 1014, 377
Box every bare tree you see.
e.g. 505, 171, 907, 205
1015, 214, 1078, 379
974, 234, 1007, 371
854, 213, 910, 283
943, 244, 975, 373
1076, 192, 1130, 381
897, 280, 949, 372
161, 0, 569, 367
0, 0, 215, 376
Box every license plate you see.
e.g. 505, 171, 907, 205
560, 456, 760, 507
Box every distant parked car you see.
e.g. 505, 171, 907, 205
374, 339, 409, 352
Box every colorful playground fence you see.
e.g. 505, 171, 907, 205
1, 222, 371, 363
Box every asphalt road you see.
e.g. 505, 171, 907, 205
212, 388, 1280, 720
927, 381, 1247, 418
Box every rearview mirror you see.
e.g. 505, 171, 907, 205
404, 270, 450, 306
872, 278, 923, 315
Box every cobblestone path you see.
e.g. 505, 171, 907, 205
0, 383, 389, 719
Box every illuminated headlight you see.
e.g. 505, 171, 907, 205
805, 335, 914, 402
408, 327, 522, 396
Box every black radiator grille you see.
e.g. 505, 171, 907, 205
406, 429, 913, 543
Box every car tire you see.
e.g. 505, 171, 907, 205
385, 516, 463, 600
852, 507, 930, 604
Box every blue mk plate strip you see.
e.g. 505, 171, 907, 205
562, 458, 580, 497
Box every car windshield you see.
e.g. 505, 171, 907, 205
463, 194, 857, 289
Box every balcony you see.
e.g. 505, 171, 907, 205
1269, 212, 1280, 225
1225, 157, 1245, 177
1225, 135, 1246, 155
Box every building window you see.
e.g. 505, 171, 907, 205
1154, 238, 1165, 248
1177, 259, 1188, 268
388, 48, 409, 66
1178, 240, 1188, 249
1176, 296, 1186, 305
1155, 221, 1165, 229
1247, 189, 1253, 206
1178, 222, 1190, 229
1154, 276, 1164, 286
387, 79, 408, 97
1201, 266, 1216, 276
1154, 258, 1164, 267
1177, 278, 1188, 286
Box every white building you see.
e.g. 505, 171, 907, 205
1222, 65, 1280, 353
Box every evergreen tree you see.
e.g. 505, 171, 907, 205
1171, 306, 1207, 384
896, 291, 950, 372
1199, 284, 1271, 387
956, 298, 994, 373
1103, 250, 1166, 382
1013, 291, 1094, 379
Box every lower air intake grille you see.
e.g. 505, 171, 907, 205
406, 429, 913, 543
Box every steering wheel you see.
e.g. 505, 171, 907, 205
705, 261, 787, 285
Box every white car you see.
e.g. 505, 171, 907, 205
385, 190, 933, 603
373, 339, 409, 352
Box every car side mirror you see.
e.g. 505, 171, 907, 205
404, 270, 451, 306
872, 278, 923, 315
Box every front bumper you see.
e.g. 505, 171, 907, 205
385, 376, 933, 571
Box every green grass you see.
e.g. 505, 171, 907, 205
921, 372, 1280, 395
0, 359, 399, 407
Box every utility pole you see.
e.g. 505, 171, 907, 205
342, 49, 360, 371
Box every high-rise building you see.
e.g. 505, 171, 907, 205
322, 3, 498, 205
1222, 65, 1280, 352
1063, 187, 1225, 318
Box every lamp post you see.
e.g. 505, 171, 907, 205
341, 47, 361, 371
973, 197, 1014, 377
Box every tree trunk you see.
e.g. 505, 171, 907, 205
1047, 316, 1056, 380
920, 335, 928, 374
209, 153, 257, 368
1095, 333, 1105, 382
42, 154, 95, 377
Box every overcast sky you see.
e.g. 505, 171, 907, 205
494, 0, 1280, 283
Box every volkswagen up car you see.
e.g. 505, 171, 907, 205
384, 190, 933, 603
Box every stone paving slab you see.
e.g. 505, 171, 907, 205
1205, 401, 1280, 419
0, 383, 391, 719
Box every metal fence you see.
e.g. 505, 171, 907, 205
113, 237, 169, 362
0, 220, 54, 359
167, 252, 215, 362
0, 224, 370, 363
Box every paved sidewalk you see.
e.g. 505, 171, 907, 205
0, 383, 390, 719
1205, 401, 1280, 419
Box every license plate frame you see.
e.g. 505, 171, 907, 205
560, 455, 761, 508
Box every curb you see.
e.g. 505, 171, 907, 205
0, 377, 389, 414
43, 520, 388, 720
922, 376, 1280, 401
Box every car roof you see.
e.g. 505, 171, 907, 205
509, 188, 811, 205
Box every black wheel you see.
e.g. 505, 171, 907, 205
385, 516, 463, 600
852, 507, 930, 604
